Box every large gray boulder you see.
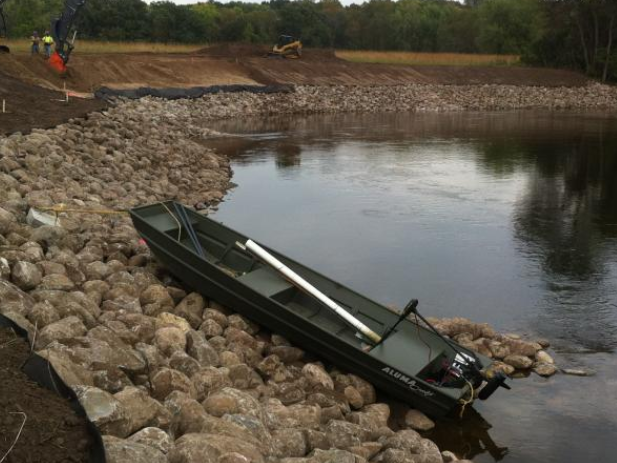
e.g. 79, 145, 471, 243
128, 427, 173, 455
504, 354, 533, 369
0, 257, 10, 280
265, 401, 321, 430
37, 347, 94, 387
0, 279, 35, 315
114, 386, 169, 435
26, 301, 61, 328
403, 409, 435, 432
103, 435, 167, 463
204, 387, 264, 420
11, 261, 42, 290
302, 363, 334, 390
349, 403, 390, 430
271, 428, 308, 458
75, 386, 132, 438
325, 420, 370, 449
154, 326, 187, 357
38, 273, 75, 291
168, 433, 264, 463
174, 292, 206, 329
151, 367, 196, 400
36, 316, 87, 349
191, 366, 231, 400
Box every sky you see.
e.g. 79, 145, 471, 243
145, 0, 369, 5
147, 0, 467, 5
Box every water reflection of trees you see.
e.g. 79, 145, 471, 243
478, 135, 617, 275
274, 142, 302, 169
478, 135, 617, 350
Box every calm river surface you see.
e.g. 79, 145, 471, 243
208, 111, 617, 463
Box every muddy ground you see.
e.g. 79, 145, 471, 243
0, 327, 93, 463
0, 72, 105, 135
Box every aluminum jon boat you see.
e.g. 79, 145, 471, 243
130, 202, 509, 417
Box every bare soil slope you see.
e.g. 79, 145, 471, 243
0, 53, 258, 93
1, 46, 591, 94
0, 328, 94, 463
0, 72, 104, 135
201, 44, 589, 87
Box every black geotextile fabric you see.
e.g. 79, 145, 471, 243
0, 314, 107, 463
95, 84, 294, 100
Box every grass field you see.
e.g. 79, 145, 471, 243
1, 39, 204, 54
336, 50, 520, 66
2, 40, 520, 67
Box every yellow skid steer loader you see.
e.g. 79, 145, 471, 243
268, 35, 302, 59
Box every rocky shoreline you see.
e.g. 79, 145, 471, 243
0, 83, 594, 463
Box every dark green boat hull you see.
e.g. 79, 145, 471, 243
130, 202, 491, 417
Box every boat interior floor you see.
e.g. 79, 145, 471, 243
173, 224, 449, 377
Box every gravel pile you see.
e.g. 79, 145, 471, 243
0, 87, 574, 463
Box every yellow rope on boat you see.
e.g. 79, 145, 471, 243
459, 379, 475, 418
160, 201, 182, 242
37, 204, 129, 216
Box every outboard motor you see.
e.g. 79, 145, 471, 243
479, 371, 511, 400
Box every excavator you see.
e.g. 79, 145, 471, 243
0, 0, 8, 53
0, 0, 86, 73
269, 35, 302, 59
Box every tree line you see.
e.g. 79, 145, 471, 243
3, 0, 617, 81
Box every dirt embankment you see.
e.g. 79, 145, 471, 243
0, 44, 596, 136
0, 327, 94, 463
0, 53, 258, 93
1, 44, 593, 94
0, 72, 105, 135
198, 44, 591, 87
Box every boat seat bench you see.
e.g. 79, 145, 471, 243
236, 267, 294, 297
370, 330, 445, 375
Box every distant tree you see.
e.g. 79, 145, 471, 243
191, 2, 220, 43
4, 0, 64, 38
475, 0, 546, 55
275, 0, 332, 47
77, 0, 149, 41
2, 0, 613, 81
319, 0, 346, 48
527, 0, 617, 81
437, 5, 479, 53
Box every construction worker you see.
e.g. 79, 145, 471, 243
31, 31, 40, 54
42, 30, 54, 58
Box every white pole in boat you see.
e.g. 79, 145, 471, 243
238, 239, 382, 344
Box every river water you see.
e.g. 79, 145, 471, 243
207, 111, 617, 463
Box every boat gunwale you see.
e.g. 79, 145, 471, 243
130, 201, 485, 414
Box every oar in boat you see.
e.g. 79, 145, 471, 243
236, 239, 382, 344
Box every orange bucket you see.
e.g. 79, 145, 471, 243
49, 52, 67, 74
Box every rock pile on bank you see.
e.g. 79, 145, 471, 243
0, 91, 572, 463
427, 317, 557, 378
92, 82, 617, 141
0, 103, 230, 212
186, 83, 617, 117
